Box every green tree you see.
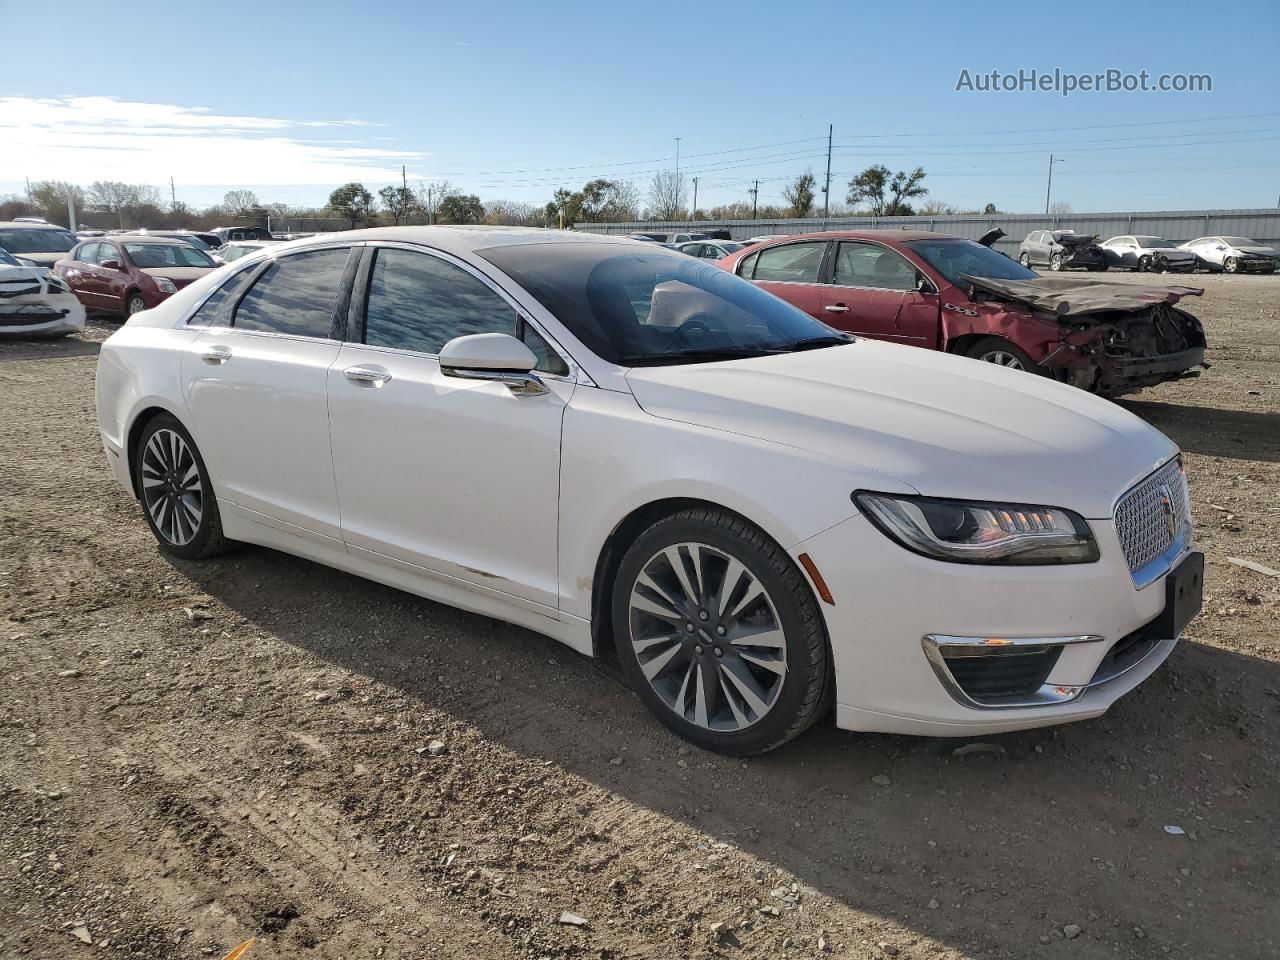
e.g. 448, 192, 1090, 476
846, 164, 928, 216
783, 171, 817, 218
437, 193, 484, 224
328, 182, 375, 228
378, 186, 416, 225
983, 202, 1000, 215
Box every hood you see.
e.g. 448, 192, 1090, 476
1228, 245, 1276, 257
625, 342, 1177, 518
0, 264, 47, 287
139, 266, 214, 287
1054, 233, 1099, 248
15, 251, 65, 268
961, 274, 1202, 317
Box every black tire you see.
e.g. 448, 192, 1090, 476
1018, 252, 1031, 268
964, 335, 1047, 376
611, 507, 830, 755
126, 291, 147, 316
1137, 256, 1152, 273
1049, 253, 1064, 271
1223, 257, 1239, 274
134, 413, 231, 560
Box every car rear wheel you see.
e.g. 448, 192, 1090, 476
126, 292, 147, 315
612, 507, 830, 755
965, 336, 1046, 375
134, 414, 231, 560
1049, 253, 1064, 271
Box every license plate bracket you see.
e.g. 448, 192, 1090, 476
1157, 551, 1204, 638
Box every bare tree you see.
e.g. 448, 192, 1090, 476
414, 179, 457, 224
222, 189, 261, 216
1049, 201, 1073, 215
88, 181, 163, 227
917, 199, 960, 216
646, 170, 687, 220
484, 199, 545, 226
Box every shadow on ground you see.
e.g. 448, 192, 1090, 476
1122, 400, 1280, 463
179, 543, 1280, 958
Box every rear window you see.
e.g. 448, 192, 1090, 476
124, 243, 214, 268
233, 248, 350, 338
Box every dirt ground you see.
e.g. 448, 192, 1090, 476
2, 272, 1278, 960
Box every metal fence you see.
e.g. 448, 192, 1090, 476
570, 208, 1280, 254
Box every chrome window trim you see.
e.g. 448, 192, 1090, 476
358, 239, 587, 385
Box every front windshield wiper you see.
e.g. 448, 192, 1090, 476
617, 347, 780, 366
785, 334, 854, 351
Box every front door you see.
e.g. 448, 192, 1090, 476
63, 242, 105, 309
181, 245, 354, 543
327, 244, 573, 613
818, 240, 924, 343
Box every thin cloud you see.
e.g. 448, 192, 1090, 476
0, 96, 418, 188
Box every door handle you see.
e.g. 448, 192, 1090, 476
199, 344, 232, 364
824, 303, 849, 313
344, 365, 392, 386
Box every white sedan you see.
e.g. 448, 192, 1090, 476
0, 246, 86, 336
94, 228, 1203, 753
1178, 236, 1277, 274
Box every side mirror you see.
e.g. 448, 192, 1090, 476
915, 274, 935, 294
438, 332, 547, 397
100, 258, 122, 271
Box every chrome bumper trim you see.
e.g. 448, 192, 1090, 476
922, 633, 1102, 710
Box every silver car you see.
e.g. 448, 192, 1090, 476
1098, 236, 1198, 273
1177, 236, 1277, 274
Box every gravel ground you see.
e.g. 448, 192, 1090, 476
1, 273, 1278, 960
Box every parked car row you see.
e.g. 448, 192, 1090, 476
94, 226, 1204, 753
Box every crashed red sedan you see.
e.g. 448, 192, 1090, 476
717, 230, 1206, 396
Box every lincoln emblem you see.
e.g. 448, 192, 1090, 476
1158, 483, 1177, 540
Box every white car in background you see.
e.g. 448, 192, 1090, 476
1098, 236, 1198, 273
0, 246, 86, 337
94, 228, 1202, 753
676, 239, 746, 260
1178, 236, 1277, 274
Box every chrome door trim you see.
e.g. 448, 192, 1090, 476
440, 365, 549, 397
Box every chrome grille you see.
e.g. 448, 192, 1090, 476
1114, 458, 1191, 580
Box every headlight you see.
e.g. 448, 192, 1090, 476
155, 277, 177, 294
853, 492, 1099, 565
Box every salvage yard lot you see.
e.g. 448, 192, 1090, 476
1, 272, 1277, 960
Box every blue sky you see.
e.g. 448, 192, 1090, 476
3, 0, 1278, 215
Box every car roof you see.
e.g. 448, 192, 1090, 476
109, 235, 201, 245
265, 226, 642, 257
0, 220, 72, 230
744, 230, 961, 244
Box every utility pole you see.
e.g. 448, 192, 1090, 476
169, 176, 176, 208
66, 186, 77, 232
674, 137, 682, 185
691, 177, 699, 220
1045, 154, 1064, 215
427, 186, 434, 225
750, 180, 760, 220
25, 177, 31, 201
823, 123, 833, 218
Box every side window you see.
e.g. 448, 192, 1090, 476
188, 264, 261, 327
752, 242, 825, 283
76, 242, 99, 264
233, 247, 350, 338
98, 243, 121, 265
833, 242, 918, 291
737, 251, 759, 278
364, 248, 567, 375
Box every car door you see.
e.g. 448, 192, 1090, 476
181, 244, 356, 543
817, 241, 926, 342
61, 242, 104, 308
326, 243, 575, 613
744, 240, 829, 321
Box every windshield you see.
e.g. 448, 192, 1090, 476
0, 227, 77, 254
123, 242, 215, 268
477, 242, 847, 366
1221, 237, 1260, 247
719, 242, 745, 254
906, 239, 1038, 286
164, 233, 212, 251
1134, 236, 1176, 249
0, 247, 19, 265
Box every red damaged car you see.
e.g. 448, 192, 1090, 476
717, 231, 1207, 396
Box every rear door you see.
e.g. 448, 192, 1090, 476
744, 240, 830, 321
181, 245, 356, 544
818, 240, 926, 343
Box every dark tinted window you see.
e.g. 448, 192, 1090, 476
188, 264, 261, 327
233, 248, 349, 337
752, 242, 825, 283
364, 248, 566, 373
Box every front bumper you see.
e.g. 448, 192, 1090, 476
0, 298, 86, 336
1098, 345, 1205, 391
794, 512, 1193, 737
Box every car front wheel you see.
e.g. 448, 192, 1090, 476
1223, 257, 1239, 274
134, 414, 231, 559
127, 292, 148, 315
612, 507, 830, 755
1049, 253, 1064, 271
1018, 252, 1031, 267
965, 336, 1046, 376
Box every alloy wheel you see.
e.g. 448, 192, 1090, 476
128, 295, 147, 315
979, 350, 1026, 370
141, 428, 203, 546
627, 542, 786, 732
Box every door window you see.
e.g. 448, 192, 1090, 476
188, 264, 261, 327
76, 242, 100, 264
752, 242, 825, 283
363, 247, 567, 374
736, 251, 759, 278
833, 242, 918, 291
233, 248, 350, 338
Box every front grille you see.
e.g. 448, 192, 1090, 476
943, 646, 1063, 704
1114, 459, 1191, 578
